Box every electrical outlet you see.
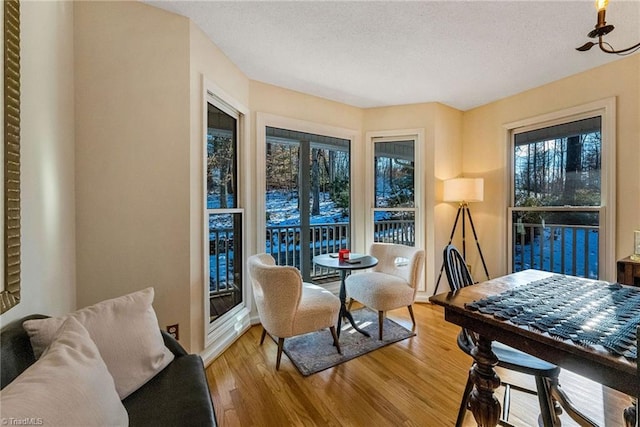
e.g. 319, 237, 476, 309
167, 324, 179, 340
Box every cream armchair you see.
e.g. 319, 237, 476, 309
345, 243, 425, 340
247, 253, 341, 370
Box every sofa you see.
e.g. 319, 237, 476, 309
1, 314, 218, 427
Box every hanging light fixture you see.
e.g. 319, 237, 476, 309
576, 0, 640, 55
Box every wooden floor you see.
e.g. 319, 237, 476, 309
205, 302, 632, 427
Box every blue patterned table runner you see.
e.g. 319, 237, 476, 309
466, 275, 640, 361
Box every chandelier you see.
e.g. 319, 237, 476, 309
576, 0, 640, 55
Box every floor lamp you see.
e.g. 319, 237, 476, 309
433, 177, 490, 295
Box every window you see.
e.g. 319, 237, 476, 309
507, 99, 616, 280
204, 88, 248, 349
364, 129, 428, 292
206, 102, 243, 323
372, 138, 417, 246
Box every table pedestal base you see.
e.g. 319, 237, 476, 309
623, 401, 636, 427
337, 305, 371, 338
337, 270, 370, 338
469, 336, 502, 427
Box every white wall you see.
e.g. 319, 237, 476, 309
1, 1, 76, 325
74, 2, 192, 344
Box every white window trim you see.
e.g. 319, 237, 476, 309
365, 129, 431, 295
201, 76, 251, 363
255, 113, 361, 258
503, 97, 616, 281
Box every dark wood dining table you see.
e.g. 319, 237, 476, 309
429, 269, 638, 427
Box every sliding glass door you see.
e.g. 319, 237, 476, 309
265, 127, 351, 281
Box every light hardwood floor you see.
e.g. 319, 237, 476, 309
205, 302, 632, 426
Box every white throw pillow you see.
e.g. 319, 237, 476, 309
0, 317, 128, 427
22, 287, 174, 399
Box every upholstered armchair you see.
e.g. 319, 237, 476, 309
345, 243, 425, 340
247, 253, 341, 370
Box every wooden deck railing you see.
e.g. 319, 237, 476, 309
512, 222, 600, 279
209, 217, 599, 294
263, 220, 416, 282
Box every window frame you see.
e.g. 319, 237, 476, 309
202, 77, 250, 357
504, 97, 616, 281
365, 129, 429, 292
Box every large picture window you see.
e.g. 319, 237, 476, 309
508, 101, 615, 280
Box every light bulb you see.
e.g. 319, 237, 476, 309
596, 0, 609, 12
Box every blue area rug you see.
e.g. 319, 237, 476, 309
282, 308, 415, 376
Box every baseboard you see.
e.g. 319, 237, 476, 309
201, 309, 251, 365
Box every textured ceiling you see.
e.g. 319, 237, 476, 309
146, 1, 640, 111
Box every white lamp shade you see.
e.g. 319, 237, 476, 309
443, 178, 484, 203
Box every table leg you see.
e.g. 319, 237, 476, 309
468, 335, 502, 427
337, 270, 370, 338
622, 399, 636, 427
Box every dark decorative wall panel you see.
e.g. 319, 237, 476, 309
2, 0, 20, 313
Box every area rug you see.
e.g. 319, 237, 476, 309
282, 308, 415, 376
